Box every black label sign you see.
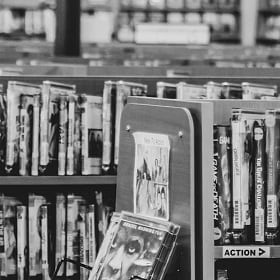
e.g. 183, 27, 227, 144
222, 246, 270, 258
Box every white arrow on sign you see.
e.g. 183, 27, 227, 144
222, 246, 271, 258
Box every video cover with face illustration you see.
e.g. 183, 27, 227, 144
89, 211, 180, 280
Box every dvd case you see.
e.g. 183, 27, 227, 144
80, 94, 103, 175
0, 88, 6, 175
206, 82, 224, 99
253, 121, 266, 244
58, 95, 68, 176
242, 83, 277, 100
265, 109, 280, 244
0, 195, 6, 277
39, 81, 76, 175
102, 81, 117, 174
3, 196, 21, 277
89, 211, 180, 280
213, 125, 232, 245
176, 82, 207, 100
156, 82, 177, 99
78, 204, 88, 280
6, 82, 41, 175
41, 203, 55, 280
66, 96, 75, 176
16, 205, 28, 280
19, 94, 34, 176
55, 194, 66, 277
29, 194, 47, 277
32, 95, 40, 176
66, 195, 85, 277
88, 204, 96, 270
74, 97, 82, 175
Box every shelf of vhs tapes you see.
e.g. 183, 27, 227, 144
0, 77, 150, 178
0, 188, 115, 280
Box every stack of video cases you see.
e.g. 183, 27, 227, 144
214, 108, 280, 245
0, 190, 113, 280
156, 81, 278, 100
0, 80, 148, 176
88, 211, 180, 280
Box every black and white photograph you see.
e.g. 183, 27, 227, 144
1, 1, 280, 280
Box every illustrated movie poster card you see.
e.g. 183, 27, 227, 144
133, 132, 170, 220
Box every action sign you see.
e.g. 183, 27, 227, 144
222, 246, 270, 258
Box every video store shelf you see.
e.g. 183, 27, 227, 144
215, 245, 280, 259
0, 175, 117, 185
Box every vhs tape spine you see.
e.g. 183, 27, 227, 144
78, 204, 88, 280
31, 95, 40, 176
88, 204, 96, 269
0, 91, 6, 175
39, 83, 51, 175
231, 111, 244, 243
19, 95, 33, 176
0, 195, 6, 277
253, 121, 266, 243
41, 205, 50, 280
16, 205, 27, 280
74, 98, 81, 175
102, 82, 116, 174
213, 125, 232, 245
66, 97, 75, 176
55, 194, 66, 277
58, 96, 68, 176
265, 110, 280, 243
29, 194, 46, 277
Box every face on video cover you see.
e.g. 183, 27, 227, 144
98, 220, 164, 280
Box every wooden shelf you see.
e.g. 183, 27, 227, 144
215, 246, 280, 259
0, 175, 117, 185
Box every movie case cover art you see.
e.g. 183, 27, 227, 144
6, 81, 41, 175
90, 211, 179, 280
133, 132, 170, 221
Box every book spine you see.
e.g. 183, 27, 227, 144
66, 97, 75, 176
31, 95, 40, 176
58, 96, 68, 176
253, 121, 266, 244
17, 205, 27, 280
